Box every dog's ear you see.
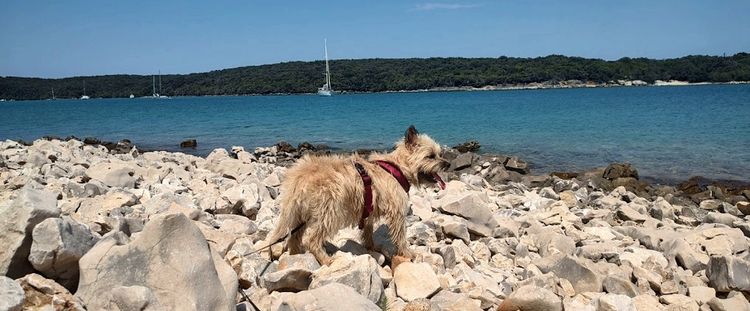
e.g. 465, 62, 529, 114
405, 125, 419, 148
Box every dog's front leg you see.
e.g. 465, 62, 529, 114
360, 219, 374, 251
384, 205, 412, 258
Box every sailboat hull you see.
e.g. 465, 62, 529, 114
317, 89, 332, 96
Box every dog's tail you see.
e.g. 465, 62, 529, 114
263, 191, 304, 250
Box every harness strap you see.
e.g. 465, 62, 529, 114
374, 160, 410, 193
354, 162, 373, 229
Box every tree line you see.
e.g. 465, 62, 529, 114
1, 53, 749, 100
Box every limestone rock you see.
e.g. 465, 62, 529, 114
269, 283, 380, 311
498, 285, 562, 311
603, 275, 638, 297
706, 255, 750, 293
707, 292, 750, 311
0, 187, 60, 278
0, 276, 24, 311
28, 216, 99, 289
659, 294, 699, 311
75, 213, 236, 310
535, 254, 603, 293
16, 273, 85, 311
309, 253, 383, 303
437, 192, 498, 237
394, 262, 441, 302
687, 286, 715, 305
429, 290, 482, 311
85, 161, 137, 188
596, 294, 635, 311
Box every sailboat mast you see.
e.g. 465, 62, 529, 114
159, 70, 162, 94
324, 39, 331, 89
83, 81, 86, 96
51, 87, 55, 99
152, 75, 156, 95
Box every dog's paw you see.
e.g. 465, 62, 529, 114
391, 255, 412, 271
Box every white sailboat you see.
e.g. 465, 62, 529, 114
317, 39, 333, 96
151, 71, 170, 99
80, 81, 90, 100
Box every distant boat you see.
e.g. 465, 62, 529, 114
80, 81, 90, 100
152, 70, 171, 99
51, 87, 56, 100
129, 94, 135, 99
317, 39, 333, 96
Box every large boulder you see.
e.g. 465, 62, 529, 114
0, 187, 60, 278
706, 255, 750, 293
437, 192, 498, 237
85, 161, 137, 188
28, 216, 100, 289
534, 254, 603, 293
269, 283, 380, 311
309, 253, 383, 303
75, 213, 236, 310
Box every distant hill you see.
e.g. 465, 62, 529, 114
2, 53, 749, 100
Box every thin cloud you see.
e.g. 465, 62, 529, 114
413, 3, 481, 11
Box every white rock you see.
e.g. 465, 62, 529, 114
394, 262, 441, 302
0, 276, 24, 311
0, 187, 60, 277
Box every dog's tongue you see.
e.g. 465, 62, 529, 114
433, 173, 446, 190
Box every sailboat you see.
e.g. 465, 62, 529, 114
317, 39, 333, 96
151, 71, 170, 99
80, 81, 90, 100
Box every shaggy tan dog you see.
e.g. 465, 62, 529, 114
266, 126, 449, 265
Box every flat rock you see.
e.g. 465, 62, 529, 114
269, 283, 380, 311
0, 187, 60, 278
659, 294, 699, 311
394, 262, 441, 302
437, 192, 498, 237
596, 294, 635, 311
498, 285, 562, 311
535, 254, 603, 293
429, 290, 482, 311
309, 253, 382, 303
85, 161, 137, 188
706, 255, 750, 293
603, 275, 638, 297
687, 286, 716, 305
28, 216, 99, 289
75, 213, 236, 310
0, 276, 24, 311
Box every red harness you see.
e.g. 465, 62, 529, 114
354, 160, 410, 229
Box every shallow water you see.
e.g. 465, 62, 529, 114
2, 84, 749, 181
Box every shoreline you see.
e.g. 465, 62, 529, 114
3, 80, 749, 101
12, 136, 750, 188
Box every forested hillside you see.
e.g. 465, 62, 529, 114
2, 53, 749, 100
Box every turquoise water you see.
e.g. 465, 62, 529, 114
1, 84, 749, 182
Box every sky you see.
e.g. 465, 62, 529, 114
1, 0, 749, 78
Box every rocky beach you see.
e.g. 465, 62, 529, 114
1, 137, 750, 311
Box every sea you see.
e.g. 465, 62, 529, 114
1, 84, 749, 183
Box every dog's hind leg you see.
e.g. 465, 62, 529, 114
383, 206, 411, 258
302, 220, 333, 265
287, 223, 306, 255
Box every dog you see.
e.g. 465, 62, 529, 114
265, 125, 449, 265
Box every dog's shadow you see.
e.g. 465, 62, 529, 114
323, 224, 398, 259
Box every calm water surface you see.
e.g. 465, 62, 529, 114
2, 84, 749, 182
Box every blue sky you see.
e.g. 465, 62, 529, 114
1, 0, 749, 78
